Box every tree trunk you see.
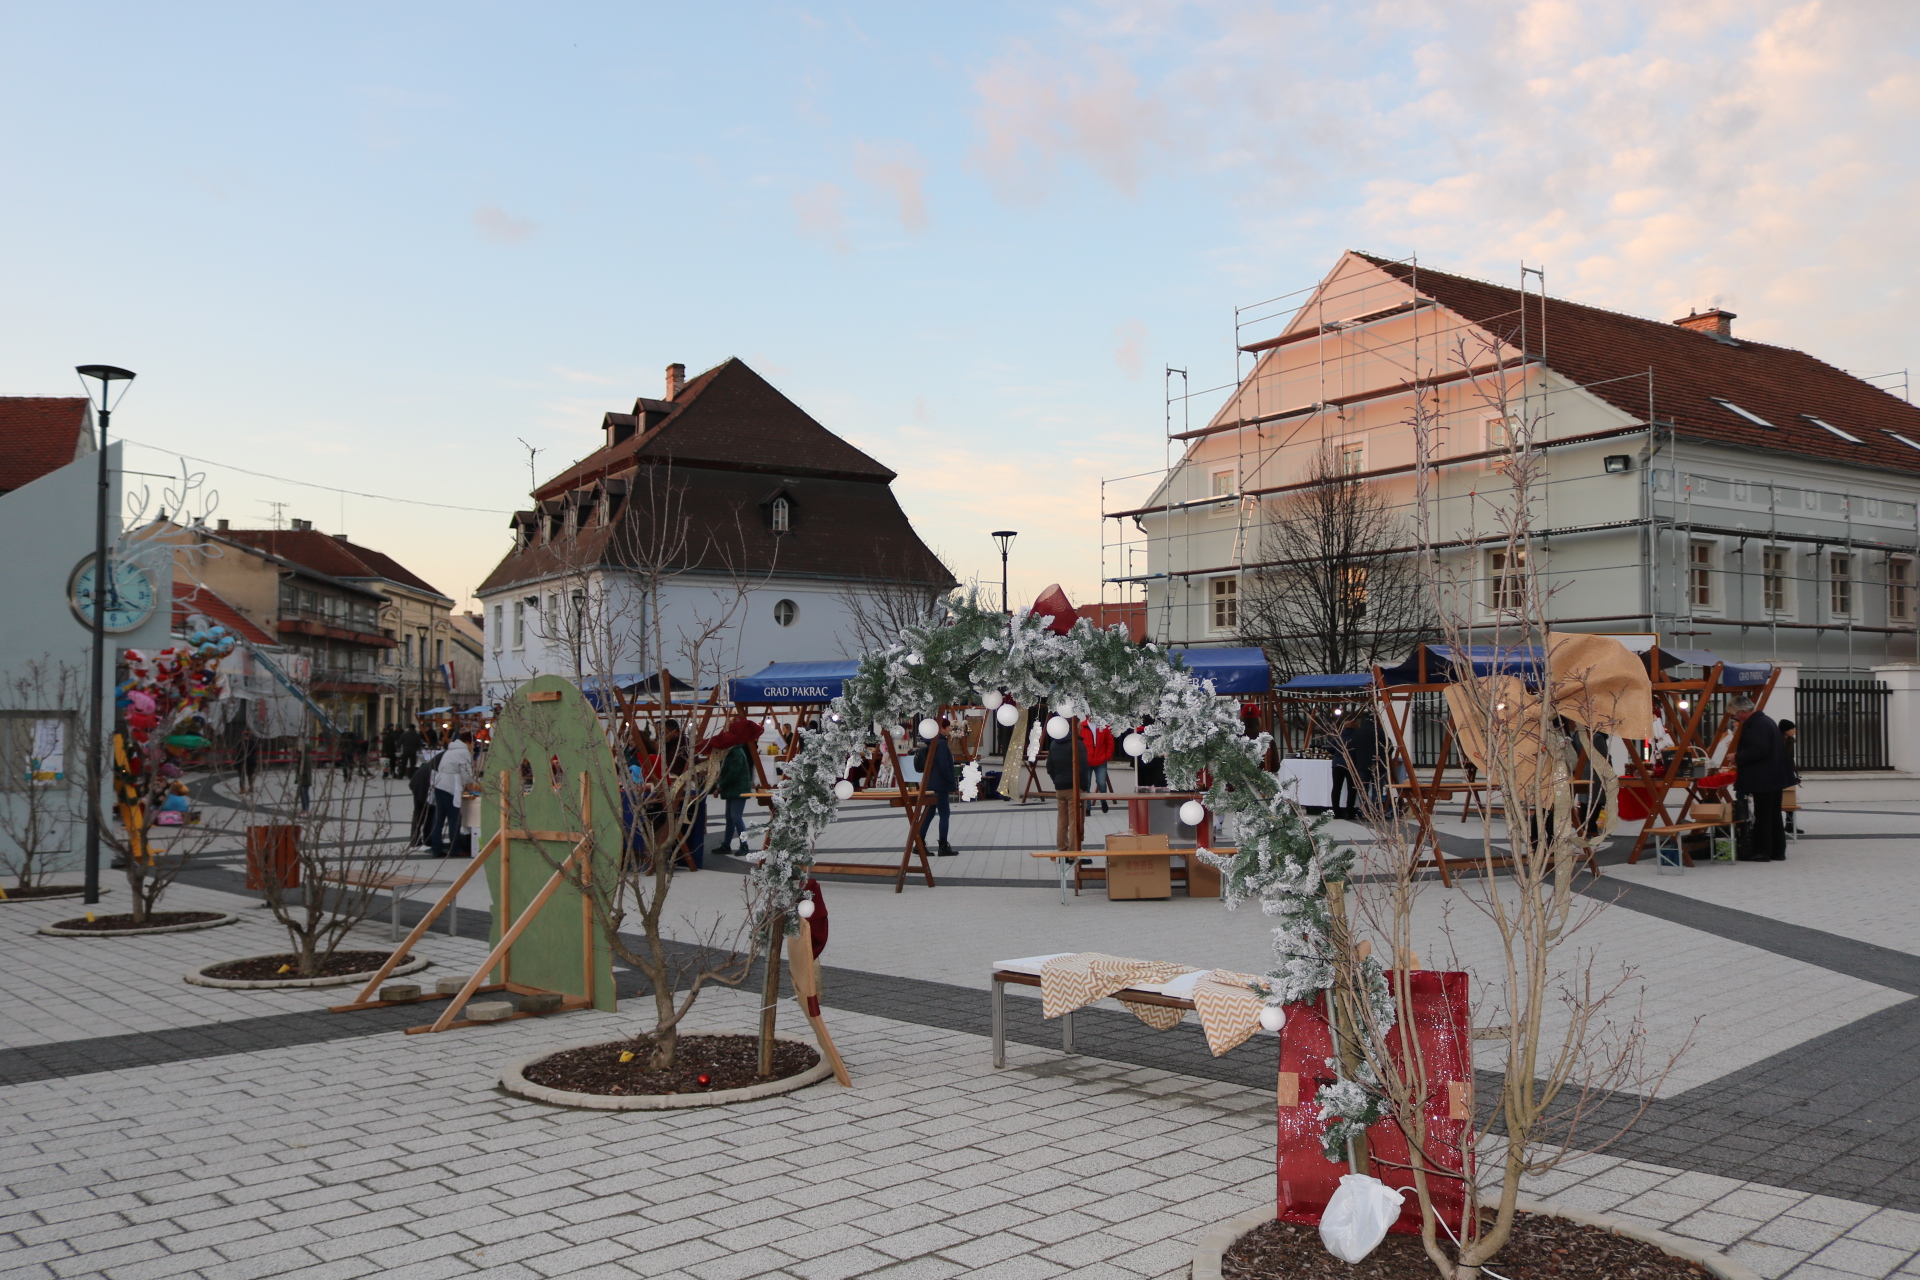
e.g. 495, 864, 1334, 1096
758, 914, 785, 1076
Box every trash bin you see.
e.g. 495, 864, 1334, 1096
246, 824, 301, 889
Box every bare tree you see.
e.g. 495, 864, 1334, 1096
499, 463, 770, 1070
1240, 446, 1432, 681
1318, 337, 1683, 1279
0, 660, 86, 892
833, 567, 955, 658
241, 761, 412, 976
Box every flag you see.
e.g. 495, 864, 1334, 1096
440, 661, 456, 692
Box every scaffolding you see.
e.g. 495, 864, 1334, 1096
1099, 257, 1920, 677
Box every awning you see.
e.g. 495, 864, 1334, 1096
1168, 647, 1271, 694
419, 706, 453, 715
1379, 645, 1547, 687
1278, 673, 1374, 692
1655, 648, 1773, 689
728, 660, 861, 704
578, 673, 705, 710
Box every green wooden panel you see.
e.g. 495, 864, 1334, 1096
480, 675, 619, 1011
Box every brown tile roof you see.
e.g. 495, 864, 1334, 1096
172, 582, 277, 647
537, 358, 895, 497
477, 468, 953, 597
216, 529, 449, 600
0, 397, 92, 494
1355, 253, 1920, 476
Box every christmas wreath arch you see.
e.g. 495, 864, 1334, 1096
746, 595, 1393, 1151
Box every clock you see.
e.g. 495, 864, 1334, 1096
69, 554, 160, 634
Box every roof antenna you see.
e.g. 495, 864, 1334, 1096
516, 437, 546, 494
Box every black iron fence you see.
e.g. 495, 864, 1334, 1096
1794, 679, 1891, 771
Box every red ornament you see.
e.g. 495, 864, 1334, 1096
696, 1073, 711, 1087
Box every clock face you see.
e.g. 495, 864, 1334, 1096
69, 555, 159, 634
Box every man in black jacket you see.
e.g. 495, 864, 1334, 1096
915, 718, 959, 857
1731, 696, 1793, 862
1046, 720, 1090, 851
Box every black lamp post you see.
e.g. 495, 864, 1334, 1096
75, 364, 136, 907
991, 530, 1017, 616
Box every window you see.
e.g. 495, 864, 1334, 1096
402, 634, 413, 666
1763, 547, 1790, 613
771, 496, 791, 534
1211, 469, 1237, 497
435, 639, 444, 666
1891, 558, 1914, 624
492, 604, 503, 652
1210, 577, 1238, 631
544, 594, 559, 637
1688, 542, 1714, 609
1887, 431, 1920, 455
1340, 566, 1368, 619
571, 590, 586, 639
1488, 549, 1526, 611
1710, 397, 1775, 429
1803, 414, 1864, 445
513, 600, 526, 649
0, 712, 70, 791
1830, 553, 1854, 616
773, 598, 798, 627
1486, 414, 1521, 452
1337, 444, 1365, 477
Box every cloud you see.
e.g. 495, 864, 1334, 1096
549, 365, 619, 386
855, 142, 929, 233
474, 205, 537, 245
793, 181, 849, 251
1113, 319, 1147, 380
968, 43, 1171, 202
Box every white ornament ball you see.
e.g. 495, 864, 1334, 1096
995, 703, 1019, 726
1122, 732, 1146, 757
982, 690, 1004, 710
833, 779, 855, 801
1054, 696, 1076, 719
1178, 800, 1206, 826
1259, 1005, 1286, 1033
918, 717, 940, 740
797, 899, 816, 919
1046, 715, 1070, 739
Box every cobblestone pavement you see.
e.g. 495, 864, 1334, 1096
4, 785, 1919, 1279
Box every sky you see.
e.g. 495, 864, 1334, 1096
4, 1, 1917, 618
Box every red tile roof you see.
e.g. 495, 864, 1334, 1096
0, 398, 92, 494
172, 582, 277, 647
537, 358, 896, 498
1355, 253, 1920, 476
216, 529, 449, 600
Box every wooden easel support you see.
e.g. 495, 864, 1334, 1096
786, 916, 849, 1086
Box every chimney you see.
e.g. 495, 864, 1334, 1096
665, 362, 686, 400
216, 518, 229, 532
291, 518, 311, 532
1674, 308, 1736, 337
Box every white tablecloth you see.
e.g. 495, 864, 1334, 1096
1276, 758, 1335, 808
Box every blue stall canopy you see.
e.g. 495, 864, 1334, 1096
1379, 645, 1547, 687
1168, 647, 1272, 694
1278, 673, 1374, 692
1655, 648, 1773, 689
729, 660, 862, 704
578, 672, 704, 710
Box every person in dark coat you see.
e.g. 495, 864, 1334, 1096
398, 724, 422, 779
1331, 713, 1379, 821
1731, 697, 1794, 862
1046, 719, 1091, 851
1133, 715, 1168, 789
916, 718, 959, 856
408, 743, 443, 851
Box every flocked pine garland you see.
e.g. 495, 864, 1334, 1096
744, 594, 1394, 1156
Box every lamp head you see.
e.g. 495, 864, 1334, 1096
991, 530, 1017, 557
75, 365, 136, 412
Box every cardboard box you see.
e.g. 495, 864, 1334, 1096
1181, 849, 1224, 898
1107, 854, 1172, 900
1691, 803, 1731, 822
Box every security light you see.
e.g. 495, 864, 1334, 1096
1604, 455, 1632, 473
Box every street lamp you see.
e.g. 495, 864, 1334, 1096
75, 364, 136, 907
991, 531, 1017, 616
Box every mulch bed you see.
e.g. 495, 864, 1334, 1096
199, 951, 398, 981
1223, 1212, 1712, 1280
50, 911, 226, 932
0, 886, 86, 901
523, 1035, 821, 1097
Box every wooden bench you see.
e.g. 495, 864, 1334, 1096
1641, 821, 1729, 873
323, 872, 440, 941
989, 963, 1201, 1068
1029, 839, 1226, 906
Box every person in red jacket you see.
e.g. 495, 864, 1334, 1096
1080, 721, 1116, 814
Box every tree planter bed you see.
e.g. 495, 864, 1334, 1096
501, 1034, 832, 1110
0, 886, 90, 903
39, 911, 238, 937
187, 951, 431, 989
1194, 1200, 1759, 1280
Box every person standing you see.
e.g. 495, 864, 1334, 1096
1132, 715, 1167, 789
399, 722, 422, 780
427, 731, 474, 857
236, 726, 258, 794
408, 739, 443, 851
1777, 719, 1802, 835
1046, 720, 1090, 851
1080, 721, 1115, 814
1731, 697, 1793, 862
916, 718, 959, 857
296, 740, 313, 814
1331, 714, 1379, 821
718, 740, 753, 856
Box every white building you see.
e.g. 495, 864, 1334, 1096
477, 359, 954, 701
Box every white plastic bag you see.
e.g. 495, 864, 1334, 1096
1318, 1173, 1405, 1263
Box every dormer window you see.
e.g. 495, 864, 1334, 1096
771, 496, 791, 534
